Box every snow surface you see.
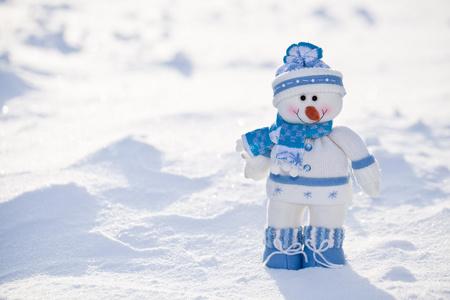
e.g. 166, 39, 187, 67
1, 0, 450, 299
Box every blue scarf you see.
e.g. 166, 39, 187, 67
243, 115, 332, 167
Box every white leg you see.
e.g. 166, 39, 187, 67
308, 204, 348, 228
267, 199, 307, 229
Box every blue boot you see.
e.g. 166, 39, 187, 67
263, 227, 304, 270
302, 226, 345, 268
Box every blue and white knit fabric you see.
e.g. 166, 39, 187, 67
275, 42, 330, 76
264, 226, 346, 269
272, 42, 346, 107
303, 225, 345, 268
274, 121, 332, 168
263, 226, 305, 269
304, 226, 344, 249
265, 227, 304, 250
242, 114, 332, 168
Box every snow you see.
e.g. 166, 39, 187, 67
1, 0, 450, 299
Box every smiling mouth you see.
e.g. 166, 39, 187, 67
294, 109, 328, 124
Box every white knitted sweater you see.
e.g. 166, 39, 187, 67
265, 126, 380, 205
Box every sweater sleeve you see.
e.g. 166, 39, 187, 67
241, 127, 274, 158
328, 126, 371, 162
328, 126, 381, 188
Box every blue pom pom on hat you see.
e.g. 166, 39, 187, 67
272, 42, 346, 107
276, 42, 329, 76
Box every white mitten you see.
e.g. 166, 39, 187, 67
361, 180, 381, 197
236, 139, 244, 152
241, 151, 271, 181
353, 160, 381, 197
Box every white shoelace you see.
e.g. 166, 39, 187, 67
304, 238, 343, 269
264, 238, 343, 269
263, 239, 307, 267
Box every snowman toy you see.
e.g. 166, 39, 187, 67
236, 42, 381, 270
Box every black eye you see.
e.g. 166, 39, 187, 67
312, 95, 318, 101
300, 95, 306, 101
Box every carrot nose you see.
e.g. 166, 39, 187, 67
305, 106, 320, 121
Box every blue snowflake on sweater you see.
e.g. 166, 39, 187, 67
304, 191, 312, 199
273, 187, 283, 196
328, 191, 338, 199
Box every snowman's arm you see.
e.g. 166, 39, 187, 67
328, 126, 381, 197
235, 126, 275, 181
236, 136, 271, 181
241, 150, 271, 180
240, 127, 274, 158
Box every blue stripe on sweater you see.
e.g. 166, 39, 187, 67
351, 155, 375, 170
269, 173, 350, 186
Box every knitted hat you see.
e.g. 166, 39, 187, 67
272, 42, 346, 107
